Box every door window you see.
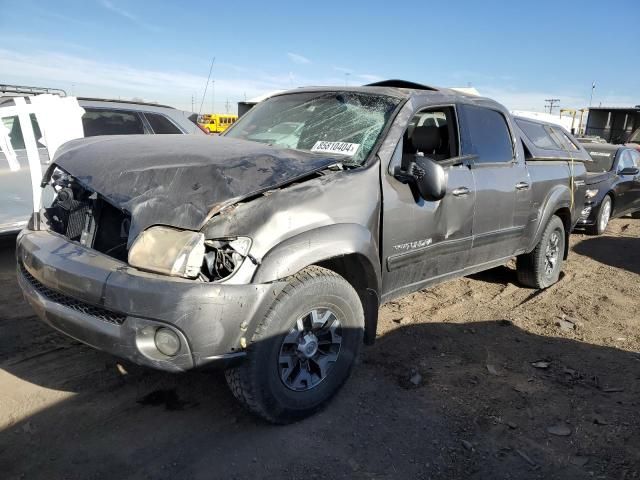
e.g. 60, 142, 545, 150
403, 107, 459, 162
461, 105, 513, 163
0, 115, 46, 149
618, 150, 636, 171
82, 108, 144, 136
145, 113, 182, 134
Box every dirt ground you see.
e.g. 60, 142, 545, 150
0, 218, 638, 480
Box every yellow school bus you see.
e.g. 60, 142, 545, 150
199, 114, 238, 134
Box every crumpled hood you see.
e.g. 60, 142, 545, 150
586, 171, 613, 186
53, 135, 340, 243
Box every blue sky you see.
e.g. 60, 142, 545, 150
1, 0, 638, 113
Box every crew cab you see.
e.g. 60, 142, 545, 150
16, 81, 589, 423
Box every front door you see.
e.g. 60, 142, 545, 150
381, 106, 475, 300
614, 149, 640, 215
457, 103, 531, 266
0, 113, 50, 233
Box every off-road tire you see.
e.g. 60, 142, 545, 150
587, 195, 612, 235
631, 211, 640, 219
225, 266, 364, 424
517, 215, 565, 289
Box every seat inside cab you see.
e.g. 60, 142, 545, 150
402, 108, 458, 166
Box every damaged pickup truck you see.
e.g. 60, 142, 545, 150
16, 81, 590, 423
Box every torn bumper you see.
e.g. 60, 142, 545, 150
16, 230, 284, 372
577, 202, 597, 226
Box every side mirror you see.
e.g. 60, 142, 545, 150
394, 154, 446, 201
619, 166, 640, 176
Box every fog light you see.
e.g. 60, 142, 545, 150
154, 328, 181, 356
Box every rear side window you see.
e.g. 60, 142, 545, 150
515, 118, 560, 150
461, 105, 513, 163
82, 109, 144, 136
549, 127, 579, 151
145, 113, 182, 134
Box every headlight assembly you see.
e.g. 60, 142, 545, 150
201, 236, 253, 281
585, 189, 599, 199
128, 226, 205, 279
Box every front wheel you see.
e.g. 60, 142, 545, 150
225, 266, 364, 424
517, 215, 566, 289
588, 195, 612, 235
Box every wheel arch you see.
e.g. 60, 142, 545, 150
527, 184, 572, 258
553, 207, 572, 260
252, 224, 382, 345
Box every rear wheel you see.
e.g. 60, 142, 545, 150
517, 215, 566, 289
588, 195, 612, 235
225, 266, 364, 424
631, 211, 640, 219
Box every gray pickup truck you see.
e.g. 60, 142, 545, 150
16, 81, 589, 423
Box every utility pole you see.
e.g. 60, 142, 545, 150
589, 81, 596, 108
545, 98, 560, 114
225, 98, 230, 113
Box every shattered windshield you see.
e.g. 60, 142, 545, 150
225, 91, 401, 164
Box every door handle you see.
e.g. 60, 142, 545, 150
452, 187, 470, 197
516, 182, 530, 190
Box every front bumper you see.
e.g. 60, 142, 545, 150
16, 230, 284, 372
577, 201, 598, 226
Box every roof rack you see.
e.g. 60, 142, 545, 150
364, 80, 438, 91
77, 97, 176, 109
0, 84, 67, 97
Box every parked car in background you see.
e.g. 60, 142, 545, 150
577, 135, 607, 144
578, 144, 640, 234
0, 96, 203, 235
17, 82, 589, 422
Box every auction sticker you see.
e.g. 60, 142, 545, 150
311, 141, 360, 156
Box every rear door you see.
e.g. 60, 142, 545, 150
458, 104, 531, 266
381, 105, 475, 299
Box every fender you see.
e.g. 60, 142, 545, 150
253, 223, 382, 343
526, 184, 572, 254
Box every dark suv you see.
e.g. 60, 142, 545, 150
16, 81, 589, 423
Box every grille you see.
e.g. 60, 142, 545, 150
20, 264, 127, 325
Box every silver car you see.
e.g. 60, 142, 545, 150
0, 97, 203, 235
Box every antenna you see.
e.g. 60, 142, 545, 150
198, 56, 215, 116
545, 98, 560, 114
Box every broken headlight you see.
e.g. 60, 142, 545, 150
201, 237, 252, 281
585, 188, 599, 199
128, 226, 206, 279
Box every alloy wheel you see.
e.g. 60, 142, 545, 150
278, 308, 342, 392
544, 230, 561, 277
599, 199, 611, 233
